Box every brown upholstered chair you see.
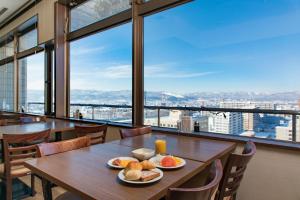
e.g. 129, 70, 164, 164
37, 136, 91, 157
119, 126, 152, 139
1, 129, 51, 200
216, 141, 256, 200
166, 159, 223, 200
74, 124, 108, 145
20, 116, 47, 124
0, 119, 8, 126
37, 136, 91, 200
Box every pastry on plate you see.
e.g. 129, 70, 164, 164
124, 161, 143, 174
140, 160, 156, 170
124, 170, 142, 181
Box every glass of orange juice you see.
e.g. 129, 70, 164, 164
155, 139, 167, 155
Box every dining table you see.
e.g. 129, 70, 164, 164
0, 118, 79, 141
24, 133, 236, 200
111, 132, 236, 163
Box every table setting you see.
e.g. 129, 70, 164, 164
107, 138, 186, 185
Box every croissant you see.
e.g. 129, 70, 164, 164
141, 160, 156, 170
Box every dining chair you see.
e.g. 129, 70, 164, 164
216, 141, 256, 200
37, 136, 91, 200
0, 119, 8, 126
119, 126, 152, 139
166, 159, 223, 200
74, 124, 108, 145
0, 129, 51, 200
20, 116, 47, 124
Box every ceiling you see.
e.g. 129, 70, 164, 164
0, 0, 32, 27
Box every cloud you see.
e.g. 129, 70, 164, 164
71, 46, 106, 56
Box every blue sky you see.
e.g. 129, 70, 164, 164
70, 0, 300, 94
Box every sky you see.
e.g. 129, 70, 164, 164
67, 0, 300, 94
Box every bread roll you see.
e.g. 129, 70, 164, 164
141, 160, 156, 170
124, 170, 142, 181
127, 161, 143, 170
124, 161, 143, 174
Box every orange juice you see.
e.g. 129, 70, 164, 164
155, 139, 167, 154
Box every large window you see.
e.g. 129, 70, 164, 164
18, 52, 45, 114
0, 62, 14, 111
70, 0, 131, 31
18, 29, 38, 52
143, 0, 300, 141
0, 41, 14, 60
70, 23, 132, 123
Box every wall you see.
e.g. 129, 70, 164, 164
0, 0, 57, 44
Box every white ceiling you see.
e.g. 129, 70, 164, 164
0, 0, 30, 25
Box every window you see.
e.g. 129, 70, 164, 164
18, 29, 38, 52
0, 62, 14, 111
70, 0, 131, 31
0, 41, 14, 60
70, 23, 132, 123
18, 52, 45, 114
143, 0, 300, 141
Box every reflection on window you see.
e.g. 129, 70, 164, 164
143, 0, 300, 142
70, 23, 132, 123
18, 29, 38, 52
0, 62, 14, 111
0, 41, 14, 60
70, 0, 131, 31
18, 52, 44, 114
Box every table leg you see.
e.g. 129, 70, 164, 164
55, 131, 62, 141
42, 178, 53, 200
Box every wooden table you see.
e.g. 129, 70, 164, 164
25, 143, 206, 200
111, 133, 236, 163
0, 119, 78, 141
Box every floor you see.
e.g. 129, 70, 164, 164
22, 175, 66, 200
0, 175, 66, 200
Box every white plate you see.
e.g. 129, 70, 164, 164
107, 157, 138, 169
149, 156, 186, 169
118, 168, 163, 184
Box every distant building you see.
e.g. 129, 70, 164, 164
219, 101, 260, 131
209, 112, 243, 135
276, 117, 300, 142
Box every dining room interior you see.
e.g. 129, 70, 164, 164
0, 0, 300, 200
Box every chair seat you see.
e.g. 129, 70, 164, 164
0, 163, 31, 178
56, 191, 82, 200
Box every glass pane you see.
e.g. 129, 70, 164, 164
0, 62, 14, 111
70, 23, 132, 123
144, 0, 300, 140
70, 0, 131, 31
18, 52, 45, 114
0, 41, 14, 60
18, 29, 38, 52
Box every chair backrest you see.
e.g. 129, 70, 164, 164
0, 119, 8, 126
20, 116, 47, 124
217, 141, 256, 200
2, 129, 51, 178
167, 159, 223, 200
37, 136, 91, 157
119, 126, 152, 139
74, 124, 107, 145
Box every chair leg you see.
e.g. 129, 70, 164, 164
42, 177, 53, 200
31, 174, 36, 196
6, 177, 12, 200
